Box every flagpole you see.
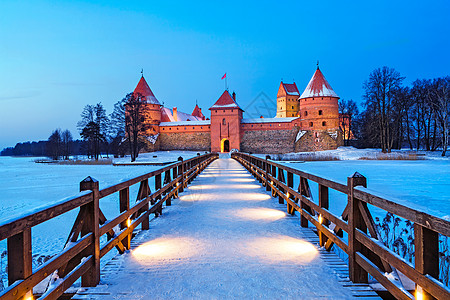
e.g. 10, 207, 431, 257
225, 76, 227, 90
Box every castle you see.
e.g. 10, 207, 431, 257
131, 66, 343, 154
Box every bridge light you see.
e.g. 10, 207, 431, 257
415, 286, 423, 300
318, 214, 323, 224
126, 218, 131, 227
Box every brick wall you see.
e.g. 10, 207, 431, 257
159, 132, 211, 151
240, 128, 299, 154
295, 129, 343, 152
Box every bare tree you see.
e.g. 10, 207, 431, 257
61, 129, 73, 160
124, 92, 151, 162
109, 99, 126, 156
363, 67, 405, 152
339, 99, 359, 146
428, 77, 450, 156
47, 129, 62, 160
78, 103, 110, 159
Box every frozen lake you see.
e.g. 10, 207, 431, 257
0, 155, 449, 286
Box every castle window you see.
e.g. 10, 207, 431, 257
319, 110, 323, 115
201, 126, 203, 129
305, 111, 308, 116
222, 118, 226, 125
223, 110, 225, 112
169, 128, 172, 130
309, 122, 313, 127
231, 110, 233, 112
322, 121, 326, 126
292, 106, 294, 109
281, 107, 283, 110
177, 128, 179, 130
215, 110, 217, 113
322, 97, 324, 100
251, 125, 253, 127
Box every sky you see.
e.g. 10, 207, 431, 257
1, 0, 449, 149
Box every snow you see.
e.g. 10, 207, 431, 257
0, 151, 200, 287
73, 158, 355, 298
296, 130, 307, 142
210, 103, 241, 109
159, 120, 210, 126
113, 151, 201, 164
241, 117, 298, 124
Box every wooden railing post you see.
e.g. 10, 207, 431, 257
265, 156, 271, 191
348, 172, 368, 283
7, 229, 32, 289
178, 157, 184, 193
79, 176, 100, 287
318, 184, 329, 247
119, 187, 131, 250
287, 172, 295, 215
277, 167, 285, 204
414, 224, 439, 300
299, 177, 309, 228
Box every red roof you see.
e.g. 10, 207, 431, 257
192, 104, 206, 120
300, 67, 338, 99
209, 90, 243, 111
133, 76, 161, 105
282, 83, 299, 96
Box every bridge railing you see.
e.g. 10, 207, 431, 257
232, 152, 450, 300
0, 152, 218, 300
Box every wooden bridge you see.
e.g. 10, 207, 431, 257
0, 153, 449, 299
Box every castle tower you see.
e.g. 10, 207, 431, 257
133, 75, 162, 135
299, 66, 339, 130
192, 104, 206, 120
209, 91, 243, 152
276, 82, 300, 118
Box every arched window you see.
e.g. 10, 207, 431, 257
305, 111, 308, 116
322, 121, 326, 126
292, 106, 294, 109
309, 122, 313, 127
222, 118, 226, 125
319, 110, 323, 115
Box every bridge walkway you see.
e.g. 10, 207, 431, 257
74, 158, 379, 299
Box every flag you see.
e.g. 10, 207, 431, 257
221, 73, 226, 80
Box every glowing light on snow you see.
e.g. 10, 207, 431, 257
233, 208, 286, 221
132, 237, 203, 263
230, 178, 255, 183
244, 236, 318, 263
188, 184, 260, 190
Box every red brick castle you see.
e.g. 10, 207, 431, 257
132, 66, 343, 154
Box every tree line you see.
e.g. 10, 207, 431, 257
1, 91, 152, 161
341, 66, 450, 156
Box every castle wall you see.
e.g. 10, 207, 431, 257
240, 128, 299, 154
159, 132, 211, 151
295, 129, 343, 152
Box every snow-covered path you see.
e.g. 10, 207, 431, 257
75, 158, 360, 299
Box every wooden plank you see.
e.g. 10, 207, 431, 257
319, 184, 329, 247
7, 228, 32, 286
1, 234, 91, 300
354, 189, 450, 237
355, 252, 413, 300
415, 224, 439, 300
348, 174, 368, 283
355, 230, 450, 299
0, 192, 92, 240
40, 255, 94, 300
119, 187, 130, 250
79, 177, 100, 287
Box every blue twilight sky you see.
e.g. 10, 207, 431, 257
1, 0, 449, 149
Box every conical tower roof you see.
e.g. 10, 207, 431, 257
209, 90, 243, 111
192, 104, 205, 119
133, 76, 161, 105
300, 67, 338, 99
